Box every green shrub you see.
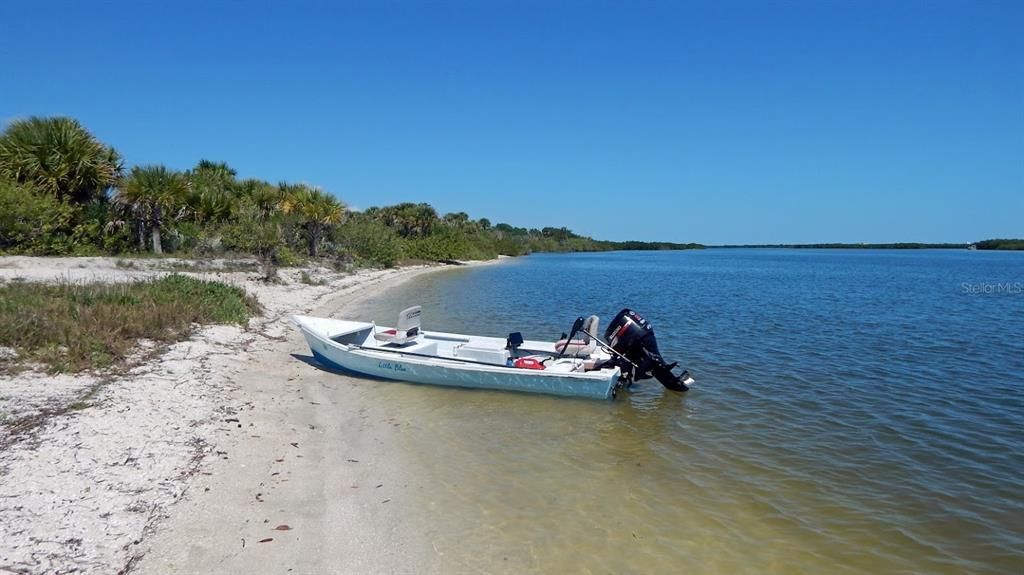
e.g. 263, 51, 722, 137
275, 245, 304, 267
167, 221, 201, 253
222, 208, 283, 280
0, 179, 77, 254
332, 219, 405, 267
403, 226, 499, 262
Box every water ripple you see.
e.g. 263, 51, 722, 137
355, 250, 1024, 574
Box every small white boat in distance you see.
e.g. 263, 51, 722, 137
292, 306, 693, 400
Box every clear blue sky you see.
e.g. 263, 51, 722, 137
1, 1, 1020, 244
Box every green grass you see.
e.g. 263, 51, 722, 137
0, 274, 259, 373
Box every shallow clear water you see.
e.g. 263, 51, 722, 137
352, 250, 1024, 574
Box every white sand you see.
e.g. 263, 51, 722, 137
0, 256, 489, 574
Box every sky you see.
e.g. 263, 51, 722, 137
1, 1, 1021, 244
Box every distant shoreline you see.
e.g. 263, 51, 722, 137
709, 243, 967, 249
706, 240, 1024, 250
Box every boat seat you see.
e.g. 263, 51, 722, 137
555, 315, 599, 357
373, 305, 422, 346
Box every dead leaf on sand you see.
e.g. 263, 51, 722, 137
273, 525, 292, 531
259, 538, 273, 543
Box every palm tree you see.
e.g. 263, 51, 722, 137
443, 211, 473, 230
276, 181, 308, 217
406, 203, 438, 237
193, 159, 237, 182
292, 186, 345, 257
186, 160, 238, 224
187, 188, 235, 225
115, 165, 189, 254
237, 178, 286, 219
372, 202, 438, 238
0, 116, 122, 203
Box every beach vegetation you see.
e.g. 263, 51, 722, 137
0, 116, 122, 204
0, 178, 75, 253
288, 184, 345, 257
0, 115, 704, 266
0, 275, 259, 373
113, 165, 190, 254
221, 204, 285, 281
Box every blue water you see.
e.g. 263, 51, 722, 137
356, 249, 1024, 574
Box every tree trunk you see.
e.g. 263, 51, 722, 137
135, 220, 146, 250
308, 226, 320, 258
259, 251, 278, 282
152, 205, 163, 254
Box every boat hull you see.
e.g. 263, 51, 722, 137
297, 322, 620, 400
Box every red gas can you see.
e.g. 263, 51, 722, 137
513, 357, 546, 370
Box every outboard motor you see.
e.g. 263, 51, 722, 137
605, 309, 692, 392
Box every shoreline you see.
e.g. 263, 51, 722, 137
0, 256, 495, 574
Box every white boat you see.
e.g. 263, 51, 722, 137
292, 306, 693, 400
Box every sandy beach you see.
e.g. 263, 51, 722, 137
0, 256, 489, 574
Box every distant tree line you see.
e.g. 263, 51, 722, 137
973, 239, 1024, 251
0, 117, 702, 271
712, 242, 1023, 250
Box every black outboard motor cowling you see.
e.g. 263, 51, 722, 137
605, 309, 691, 392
